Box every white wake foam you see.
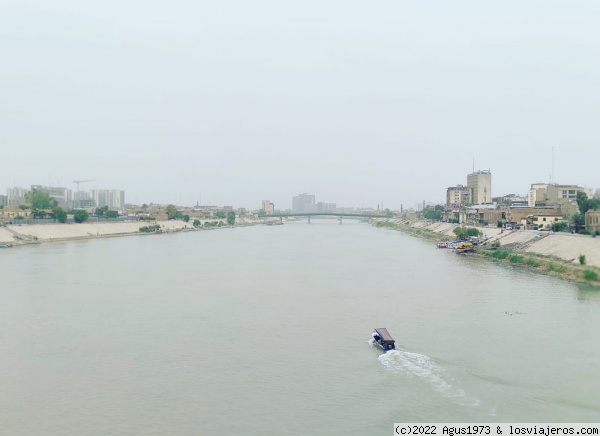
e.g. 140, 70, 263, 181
377, 348, 480, 407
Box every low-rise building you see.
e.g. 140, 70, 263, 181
585, 209, 600, 233
0, 207, 31, 221
507, 206, 562, 225
522, 214, 563, 230
464, 204, 504, 225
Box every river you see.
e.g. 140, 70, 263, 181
1, 220, 599, 435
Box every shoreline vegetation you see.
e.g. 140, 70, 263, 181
375, 220, 600, 286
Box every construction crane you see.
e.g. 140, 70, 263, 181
73, 180, 96, 191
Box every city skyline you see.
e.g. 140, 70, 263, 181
2, 1, 599, 209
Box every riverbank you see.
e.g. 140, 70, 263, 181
377, 219, 600, 285
0, 217, 265, 246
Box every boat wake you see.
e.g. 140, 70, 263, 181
376, 345, 480, 407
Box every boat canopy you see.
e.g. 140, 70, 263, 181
374, 328, 394, 342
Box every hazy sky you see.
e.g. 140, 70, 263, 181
2, 1, 599, 209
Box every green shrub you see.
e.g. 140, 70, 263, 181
489, 250, 510, 260
579, 229, 590, 235
583, 270, 598, 281
509, 255, 525, 264
525, 258, 540, 267
492, 240, 501, 249
547, 263, 554, 272
579, 255, 586, 265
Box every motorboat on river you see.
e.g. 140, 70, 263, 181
371, 328, 395, 352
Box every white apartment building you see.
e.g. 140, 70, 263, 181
292, 193, 315, 213
262, 200, 274, 215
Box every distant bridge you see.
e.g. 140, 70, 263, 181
262, 212, 391, 223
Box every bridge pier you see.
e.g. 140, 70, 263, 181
307, 216, 311, 224
280, 217, 283, 224
338, 216, 342, 224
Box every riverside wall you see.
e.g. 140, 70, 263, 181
399, 220, 600, 268
0, 217, 262, 246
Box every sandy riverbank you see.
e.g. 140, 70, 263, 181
373, 219, 600, 285
392, 220, 600, 268
0, 217, 264, 246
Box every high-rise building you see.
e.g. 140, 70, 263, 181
92, 189, 126, 210
262, 200, 274, 215
0, 195, 7, 207
467, 170, 492, 205
292, 193, 315, 213
7, 187, 31, 206
316, 202, 336, 213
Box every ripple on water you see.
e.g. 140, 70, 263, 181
376, 345, 480, 407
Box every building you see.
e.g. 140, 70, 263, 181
316, 202, 336, 213
586, 209, 600, 233
446, 185, 469, 210
7, 187, 30, 206
292, 193, 315, 213
528, 183, 549, 207
262, 200, 274, 215
467, 170, 492, 205
91, 189, 126, 210
507, 206, 562, 225
30, 185, 72, 208
464, 204, 503, 225
528, 183, 591, 217
493, 194, 528, 206
0, 195, 7, 207
523, 214, 563, 230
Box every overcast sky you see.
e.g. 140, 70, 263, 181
1, 1, 599, 209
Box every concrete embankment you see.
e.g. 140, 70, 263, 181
0, 217, 265, 247
394, 220, 600, 268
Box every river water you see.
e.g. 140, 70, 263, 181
1, 220, 599, 435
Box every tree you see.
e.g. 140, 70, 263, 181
25, 189, 53, 211
571, 213, 585, 233
227, 211, 235, 225
166, 204, 177, 220
73, 210, 89, 223
53, 207, 67, 223
95, 206, 109, 217
576, 191, 600, 215
257, 209, 266, 217
215, 211, 226, 219
453, 226, 482, 240
105, 210, 119, 218
423, 204, 445, 221
183, 214, 190, 222
551, 221, 568, 232
193, 219, 201, 227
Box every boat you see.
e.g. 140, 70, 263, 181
455, 241, 475, 254
0, 243, 13, 248
371, 328, 395, 352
